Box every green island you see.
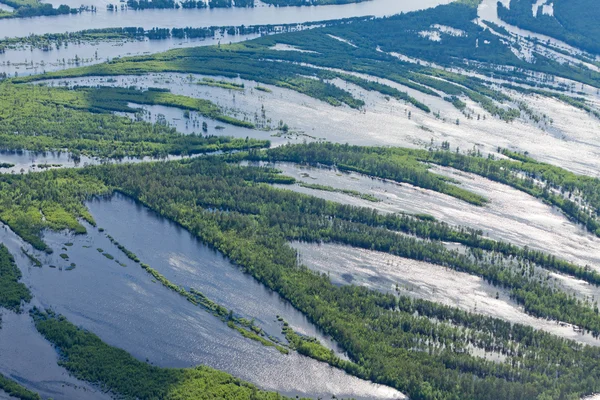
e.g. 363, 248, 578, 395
0, 374, 40, 400
0, 244, 32, 314
30, 308, 300, 399
0, 245, 40, 399
0, 84, 265, 160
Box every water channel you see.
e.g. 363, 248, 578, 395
0, 0, 452, 38
0, 192, 405, 399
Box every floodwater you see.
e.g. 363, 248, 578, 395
477, 0, 595, 59
120, 101, 282, 144
0, 391, 13, 400
85, 193, 342, 348
0, 0, 452, 38
0, 0, 453, 78
0, 311, 112, 400
0, 32, 258, 78
268, 162, 600, 269
0, 227, 112, 400
0, 149, 95, 174
293, 242, 600, 346
0, 194, 405, 400
45, 69, 600, 177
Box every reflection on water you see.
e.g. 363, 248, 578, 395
268, 162, 600, 269
85, 193, 344, 350
0, 149, 94, 174
0, 193, 405, 400
0, 33, 258, 78
0, 311, 111, 400
0, 222, 112, 400
293, 241, 600, 347
0, 0, 452, 38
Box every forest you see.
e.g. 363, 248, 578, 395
0, 0, 77, 18
3, 155, 600, 399
0, 237, 299, 400
3, 1, 600, 399
254, 143, 600, 237
498, 0, 600, 55
0, 244, 32, 316
0, 83, 267, 159
15, 0, 600, 127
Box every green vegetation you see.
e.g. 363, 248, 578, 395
3, 2, 600, 398
258, 142, 600, 237
0, 374, 40, 400
0, 84, 267, 159
21, 247, 41, 268
0, 244, 32, 313
81, 157, 600, 399
298, 182, 379, 202
197, 78, 245, 91
0, 0, 77, 19
69, 86, 255, 128
31, 308, 299, 399
256, 143, 488, 205
255, 86, 272, 93
19, 0, 600, 123
282, 322, 362, 375
0, 170, 109, 253
16, 59, 367, 109
228, 321, 288, 354
498, 0, 600, 55
107, 235, 140, 262
4, 150, 600, 398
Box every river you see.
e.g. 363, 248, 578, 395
0, 193, 405, 400
0, 0, 451, 38
0, 0, 452, 78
